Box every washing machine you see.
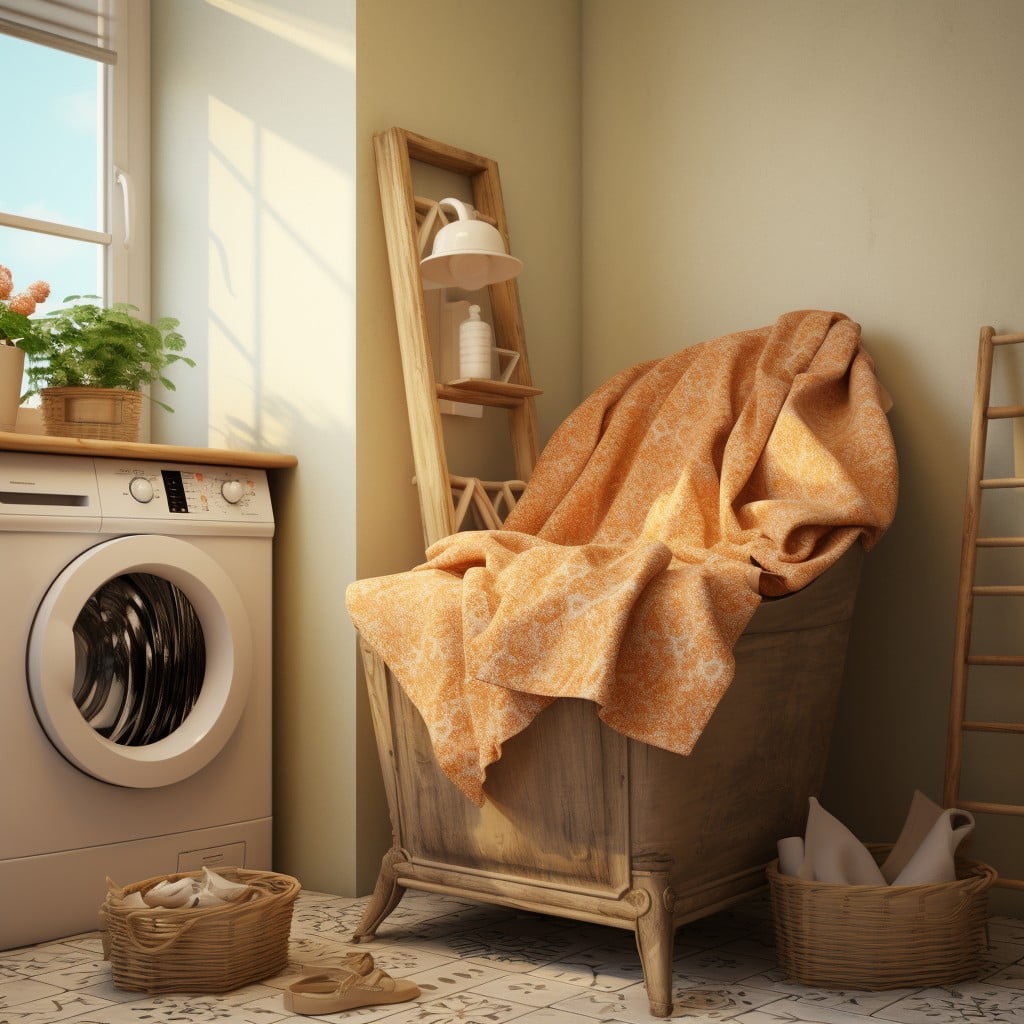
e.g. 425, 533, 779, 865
0, 451, 275, 950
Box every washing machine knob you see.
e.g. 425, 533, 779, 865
221, 480, 245, 504
129, 476, 154, 503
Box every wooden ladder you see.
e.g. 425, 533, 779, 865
373, 127, 541, 548
945, 325, 1024, 890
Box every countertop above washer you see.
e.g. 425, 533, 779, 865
0, 430, 297, 469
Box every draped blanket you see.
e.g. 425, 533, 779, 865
347, 310, 898, 804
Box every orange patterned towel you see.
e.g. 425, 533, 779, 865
347, 310, 897, 803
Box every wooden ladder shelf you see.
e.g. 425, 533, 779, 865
373, 127, 541, 548
945, 325, 1024, 890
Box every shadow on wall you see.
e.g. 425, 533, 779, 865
821, 328, 1007, 893
152, 0, 356, 460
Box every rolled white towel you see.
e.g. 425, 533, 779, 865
143, 878, 198, 909
202, 867, 254, 903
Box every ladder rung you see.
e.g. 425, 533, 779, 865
977, 536, 1024, 547
966, 655, 1024, 666
972, 585, 1024, 596
980, 477, 1024, 488
956, 799, 1024, 817
993, 332, 1024, 345
962, 719, 1024, 734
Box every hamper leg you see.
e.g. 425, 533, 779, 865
631, 856, 675, 1018
353, 846, 407, 942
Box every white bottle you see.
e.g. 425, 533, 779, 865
459, 305, 493, 379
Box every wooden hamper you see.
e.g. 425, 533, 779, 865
362, 127, 876, 1017
355, 544, 865, 1017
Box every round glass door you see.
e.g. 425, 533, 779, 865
28, 535, 252, 788
72, 572, 206, 746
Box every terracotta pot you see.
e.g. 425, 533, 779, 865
41, 386, 143, 442
0, 343, 25, 432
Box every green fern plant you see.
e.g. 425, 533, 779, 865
17, 296, 196, 412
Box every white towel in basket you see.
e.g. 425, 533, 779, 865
777, 792, 975, 886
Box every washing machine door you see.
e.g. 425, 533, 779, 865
28, 535, 252, 789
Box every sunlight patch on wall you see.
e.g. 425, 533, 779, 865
205, 92, 354, 452
207, 95, 258, 451
204, 0, 354, 70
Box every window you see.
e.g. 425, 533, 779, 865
0, 0, 149, 317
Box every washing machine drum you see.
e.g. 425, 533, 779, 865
28, 535, 252, 789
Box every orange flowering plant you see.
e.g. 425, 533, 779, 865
0, 265, 50, 347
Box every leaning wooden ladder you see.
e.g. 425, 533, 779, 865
945, 325, 1024, 890
372, 127, 541, 547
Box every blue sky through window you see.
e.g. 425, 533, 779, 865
1, 32, 104, 311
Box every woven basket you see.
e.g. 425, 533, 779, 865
768, 845, 995, 990
41, 387, 143, 442
101, 868, 300, 993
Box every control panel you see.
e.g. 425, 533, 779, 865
96, 459, 274, 534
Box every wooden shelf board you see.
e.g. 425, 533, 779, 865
0, 430, 298, 468
437, 379, 542, 410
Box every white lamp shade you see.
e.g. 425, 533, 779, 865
420, 198, 523, 290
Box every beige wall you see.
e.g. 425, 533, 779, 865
583, 0, 1024, 903
354, 0, 582, 888
151, 0, 361, 893
151, 0, 581, 896
151, 0, 1023, 904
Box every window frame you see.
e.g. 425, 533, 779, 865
0, 0, 150, 315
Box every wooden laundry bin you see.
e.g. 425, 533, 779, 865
355, 543, 864, 1017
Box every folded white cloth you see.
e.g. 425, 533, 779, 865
138, 868, 255, 909
777, 792, 974, 886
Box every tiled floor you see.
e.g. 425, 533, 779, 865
2, 889, 1024, 1023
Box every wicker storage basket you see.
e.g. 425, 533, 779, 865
768, 845, 995, 990
101, 868, 300, 994
41, 387, 143, 442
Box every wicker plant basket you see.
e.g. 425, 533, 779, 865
767, 845, 996, 990
101, 868, 300, 994
41, 386, 143, 442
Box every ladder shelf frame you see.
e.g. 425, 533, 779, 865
373, 127, 540, 548
945, 325, 1024, 891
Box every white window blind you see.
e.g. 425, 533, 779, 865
0, 0, 114, 63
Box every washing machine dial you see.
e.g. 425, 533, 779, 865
220, 480, 245, 504
128, 476, 155, 503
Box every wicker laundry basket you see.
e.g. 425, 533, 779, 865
101, 868, 300, 993
767, 845, 995, 990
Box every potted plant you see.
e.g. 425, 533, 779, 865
0, 265, 49, 432
11, 286, 195, 442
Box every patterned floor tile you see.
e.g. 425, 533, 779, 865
732, 996, 882, 1023
668, 978, 780, 1020
362, 989, 533, 1024
359, 947, 459, 979
404, 960, 509, 1000
545, 982, 665, 1023
0, 977, 69, 1010
464, 972, 589, 1006
0, 945, 98, 980
0, 988, 118, 1023
871, 980, 1024, 1023
1, 889, 1022, 1024
498, 1009, 603, 1024
740, 968, 914, 1016
982, 961, 1024, 991
528, 945, 646, 991
672, 947, 777, 984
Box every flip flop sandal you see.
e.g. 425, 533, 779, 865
263, 951, 375, 989
284, 969, 420, 1015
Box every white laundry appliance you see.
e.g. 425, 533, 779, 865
0, 451, 276, 950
